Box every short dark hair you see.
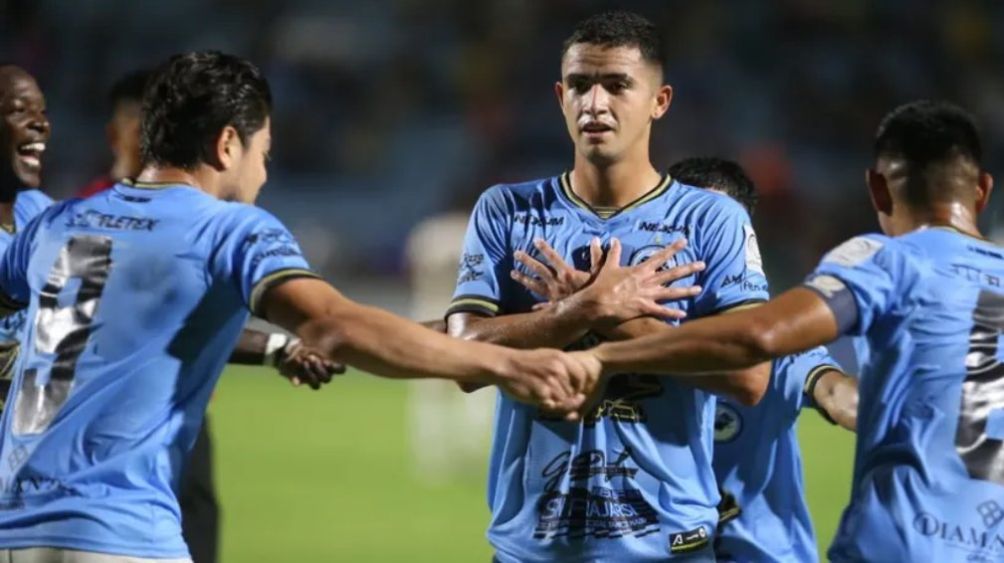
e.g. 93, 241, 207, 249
107, 69, 152, 110
141, 51, 272, 170
874, 100, 982, 167
669, 157, 758, 216
562, 11, 664, 69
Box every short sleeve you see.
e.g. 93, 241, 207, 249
0, 206, 52, 316
772, 346, 843, 414
446, 187, 511, 317
213, 205, 317, 317
692, 198, 769, 316
803, 235, 914, 336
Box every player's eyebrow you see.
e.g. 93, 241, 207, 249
564, 72, 634, 85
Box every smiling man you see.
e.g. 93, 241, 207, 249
447, 11, 771, 562
0, 65, 55, 404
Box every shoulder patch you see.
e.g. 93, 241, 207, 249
823, 236, 884, 267
743, 224, 764, 275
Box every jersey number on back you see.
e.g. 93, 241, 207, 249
958, 290, 1004, 485
12, 235, 113, 435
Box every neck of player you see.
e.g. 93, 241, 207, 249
916, 201, 985, 240
135, 165, 226, 199
570, 152, 662, 210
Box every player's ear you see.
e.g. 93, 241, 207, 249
866, 167, 893, 215
105, 121, 118, 154
976, 171, 994, 214
652, 84, 672, 120
213, 125, 241, 171
554, 80, 565, 109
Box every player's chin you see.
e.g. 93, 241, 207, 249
12, 159, 40, 188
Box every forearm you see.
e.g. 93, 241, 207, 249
812, 370, 858, 431
602, 318, 769, 405
298, 303, 511, 385
449, 293, 599, 349
228, 329, 269, 365
593, 288, 839, 376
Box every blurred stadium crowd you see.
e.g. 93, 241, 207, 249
3, 0, 1004, 288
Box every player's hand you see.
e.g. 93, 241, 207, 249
566, 349, 607, 418
511, 237, 602, 305
278, 339, 345, 390
579, 238, 706, 331
494, 348, 596, 419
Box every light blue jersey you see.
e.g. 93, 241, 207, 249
0, 190, 55, 405
804, 228, 1004, 562
450, 173, 769, 562
0, 182, 315, 558
712, 347, 841, 562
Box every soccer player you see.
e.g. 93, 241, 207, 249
0, 51, 607, 563
666, 157, 857, 562
0, 65, 54, 408
0, 64, 344, 563
78, 70, 150, 198
577, 100, 1003, 562
447, 12, 772, 561
515, 156, 860, 562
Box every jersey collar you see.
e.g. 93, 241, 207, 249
558, 171, 673, 220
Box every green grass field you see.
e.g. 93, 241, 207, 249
212, 367, 856, 562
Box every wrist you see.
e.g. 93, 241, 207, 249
559, 287, 607, 329
263, 333, 291, 366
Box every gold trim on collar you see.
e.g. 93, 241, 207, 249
559, 172, 673, 220
120, 178, 190, 190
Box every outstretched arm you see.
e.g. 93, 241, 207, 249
259, 277, 596, 416
590, 288, 840, 376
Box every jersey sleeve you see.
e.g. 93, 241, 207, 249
213, 205, 318, 317
446, 187, 511, 318
803, 234, 914, 336
692, 197, 769, 316
0, 204, 53, 316
772, 346, 844, 415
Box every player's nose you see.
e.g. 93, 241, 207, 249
585, 83, 610, 114
27, 111, 50, 137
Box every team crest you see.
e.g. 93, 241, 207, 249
714, 403, 743, 443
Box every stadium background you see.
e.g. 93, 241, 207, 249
2, 0, 1001, 560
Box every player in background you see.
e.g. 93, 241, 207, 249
447, 12, 772, 561
514, 156, 859, 562
576, 100, 1004, 562
0, 51, 615, 562
0, 65, 54, 406
405, 207, 493, 481
661, 157, 858, 561
78, 70, 149, 198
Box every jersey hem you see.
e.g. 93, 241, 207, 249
0, 535, 189, 559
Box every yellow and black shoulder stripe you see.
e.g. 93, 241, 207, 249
445, 294, 500, 318
249, 268, 320, 318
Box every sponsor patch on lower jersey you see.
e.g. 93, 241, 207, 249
669, 525, 709, 554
